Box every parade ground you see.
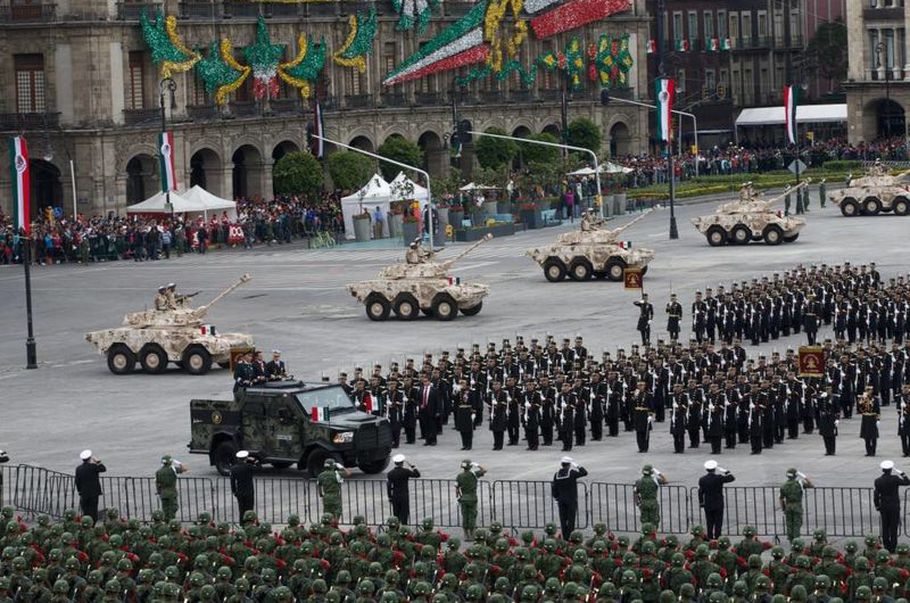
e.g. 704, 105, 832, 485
1, 197, 909, 494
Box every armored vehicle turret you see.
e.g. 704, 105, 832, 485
526, 211, 655, 282
85, 274, 253, 375
829, 162, 910, 217
692, 182, 809, 246
346, 235, 493, 321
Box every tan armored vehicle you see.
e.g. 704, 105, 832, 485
692, 181, 809, 246
346, 235, 492, 321
829, 162, 910, 217
526, 211, 655, 282
85, 275, 254, 375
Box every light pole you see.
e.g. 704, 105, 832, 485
159, 77, 177, 215
605, 96, 699, 177
876, 42, 891, 138
313, 135, 435, 248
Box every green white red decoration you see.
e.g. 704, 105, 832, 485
277, 34, 326, 99
158, 131, 178, 193
196, 40, 250, 106
333, 7, 377, 72
538, 37, 584, 89
392, 0, 438, 33
655, 77, 674, 143
245, 16, 286, 100
8, 136, 30, 234
587, 33, 632, 88
784, 85, 798, 145
139, 11, 200, 78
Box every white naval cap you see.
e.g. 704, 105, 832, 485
560, 456, 573, 465
80, 450, 92, 461
704, 460, 718, 471
236, 450, 250, 459
393, 454, 406, 464
881, 460, 895, 471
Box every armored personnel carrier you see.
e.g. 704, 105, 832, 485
829, 162, 910, 217
526, 211, 655, 282
346, 235, 493, 321
692, 182, 808, 246
85, 275, 253, 375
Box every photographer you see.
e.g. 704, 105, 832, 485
74, 450, 106, 522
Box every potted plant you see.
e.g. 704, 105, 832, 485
402, 212, 420, 244
613, 176, 628, 215
448, 197, 465, 231
353, 210, 372, 242
435, 196, 451, 230
518, 201, 542, 229
388, 201, 406, 238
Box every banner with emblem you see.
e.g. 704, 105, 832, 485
655, 78, 675, 143
8, 136, 30, 234
623, 267, 643, 290
158, 131, 178, 193
798, 345, 825, 378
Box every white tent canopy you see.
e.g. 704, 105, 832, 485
125, 190, 206, 214
389, 172, 429, 204
735, 103, 847, 127
340, 174, 393, 239
183, 185, 237, 217
567, 163, 632, 176
459, 182, 498, 191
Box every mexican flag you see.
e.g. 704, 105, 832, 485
721, 37, 732, 50
619, 241, 632, 249
674, 39, 689, 52
646, 39, 657, 54
158, 131, 178, 193
363, 392, 374, 414
707, 38, 719, 52
655, 78, 675, 143
8, 136, 30, 234
311, 406, 331, 422
784, 85, 798, 145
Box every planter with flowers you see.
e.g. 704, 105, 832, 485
402, 212, 421, 245
353, 211, 372, 242
518, 201, 543, 230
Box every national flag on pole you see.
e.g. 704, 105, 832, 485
618, 241, 632, 249
311, 98, 325, 159
655, 78, 675, 143
784, 85, 798, 145
158, 131, 177, 193
646, 39, 657, 54
674, 39, 689, 52
311, 406, 330, 422
707, 38, 719, 52
721, 37, 732, 50
8, 136, 30, 234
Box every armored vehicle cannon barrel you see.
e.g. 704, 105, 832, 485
85, 274, 254, 376
526, 210, 656, 282
831, 164, 910, 217
693, 182, 809, 246
347, 235, 494, 321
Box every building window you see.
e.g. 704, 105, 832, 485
688, 11, 698, 43
192, 74, 208, 106
672, 12, 683, 41
729, 12, 739, 41
704, 69, 716, 97
704, 10, 715, 41
790, 9, 800, 44
127, 51, 145, 110
744, 68, 753, 103
772, 9, 783, 44
676, 68, 686, 93
742, 13, 752, 39
757, 11, 768, 38
383, 42, 399, 92
14, 54, 46, 113
759, 67, 767, 99
233, 47, 251, 101
717, 10, 727, 39
350, 68, 365, 95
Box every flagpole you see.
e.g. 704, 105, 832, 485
24, 241, 37, 369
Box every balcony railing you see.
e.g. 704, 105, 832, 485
0, 112, 60, 131
380, 92, 408, 107
445, 0, 474, 16
538, 89, 561, 102
414, 92, 441, 106
179, 1, 222, 18
229, 101, 258, 117
223, 0, 260, 17
306, 1, 338, 17
123, 108, 161, 126
479, 89, 505, 104
263, 2, 299, 17
116, 1, 161, 19
340, 0, 374, 15
269, 98, 301, 115
186, 105, 218, 121
2, 2, 56, 22
345, 94, 374, 109
510, 89, 534, 103
863, 6, 904, 21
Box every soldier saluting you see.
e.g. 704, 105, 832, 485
634, 294, 654, 346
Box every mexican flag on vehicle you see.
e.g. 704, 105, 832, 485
8, 136, 30, 234
784, 85, 798, 144
655, 78, 675, 143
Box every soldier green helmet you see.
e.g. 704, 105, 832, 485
814, 528, 826, 540
336, 570, 351, 584
771, 545, 784, 558
815, 575, 831, 588
706, 572, 722, 588
358, 579, 376, 594
659, 591, 676, 603
845, 540, 858, 553
0, 577, 9, 591
432, 594, 448, 603
748, 554, 762, 569
642, 464, 653, 475
592, 539, 607, 553
312, 579, 327, 593
200, 585, 217, 600
872, 576, 888, 590
385, 569, 399, 584
53, 579, 69, 594
448, 536, 461, 549
733, 581, 748, 596
621, 570, 637, 585
641, 522, 655, 535
717, 536, 730, 549
105, 578, 121, 593
755, 575, 771, 590
466, 584, 484, 600
380, 593, 400, 603
494, 576, 510, 592
324, 458, 336, 468
796, 555, 811, 568
671, 552, 684, 566
522, 585, 540, 601
563, 582, 579, 596
876, 549, 891, 563
854, 556, 870, 570
441, 574, 458, 588
641, 541, 656, 555
856, 585, 872, 601
679, 583, 695, 597
898, 543, 910, 555
742, 525, 756, 536
708, 592, 727, 603
545, 577, 561, 592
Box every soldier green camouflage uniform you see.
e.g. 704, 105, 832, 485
780, 469, 806, 543
634, 465, 661, 527
317, 460, 344, 519
155, 457, 179, 521
456, 460, 485, 540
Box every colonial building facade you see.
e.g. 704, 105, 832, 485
0, 0, 650, 216
844, 0, 908, 143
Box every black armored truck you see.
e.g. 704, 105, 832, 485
189, 380, 393, 476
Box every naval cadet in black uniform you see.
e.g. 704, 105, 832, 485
551, 457, 588, 538
874, 460, 910, 552
666, 294, 683, 342
387, 454, 420, 524
229, 450, 256, 517
634, 294, 655, 346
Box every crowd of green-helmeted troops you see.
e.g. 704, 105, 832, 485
3, 497, 910, 603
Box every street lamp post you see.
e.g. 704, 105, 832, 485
655, 0, 678, 239
159, 77, 177, 215
876, 42, 891, 138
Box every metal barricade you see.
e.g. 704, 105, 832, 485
698, 486, 784, 538
491, 479, 586, 531
588, 482, 690, 535
0, 465, 12, 509
803, 487, 878, 537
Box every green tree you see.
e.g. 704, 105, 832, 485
377, 135, 423, 181
327, 150, 374, 193
521, 132, 560, 165
567, 117, 602, 155
475, 127, 518, 170
805, 19, 847, 87
272, 151, 324, 197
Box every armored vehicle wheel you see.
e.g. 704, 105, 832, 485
182, 345, 212, 375
894, 197, 910, 215
568, 258, 593, 281
840, 198, 859, 217
139, 344, 168, 374
460, 302, 483, 316
364, 294, 391, 321
604, 258, 627, 282
762, 225, 783, 245
706, 226, 727, 247
213, 441, 237, 477
359, 457, 390, 474
107, 344, 136, 375
432, 294, 458, 321
731, 225, 751, 245
863, 197, 881, 215
270, 461, 293, 470
543, 258, 566, 282
783, 233, 800, 243
306, 449, 341, 478
393, 294, 421, 320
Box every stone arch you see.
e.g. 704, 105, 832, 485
542, 123, 561, 138
865, 97, 906, 139
609, 121, 632, 157
29, 159, 63, 218
511, 124, 532, 138
417, 130, 446, 177
272, 140, 300, 162
349, 135, 375, 153
510, 124, 533, 169
125, 153, 158, 205
232, 144, 265, 199
190, 148, 222, 196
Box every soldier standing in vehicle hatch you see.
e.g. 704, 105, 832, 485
317, 459, 352, 520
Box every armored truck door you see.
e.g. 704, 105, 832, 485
241, 400, 269, 453
266, 397, 300, 461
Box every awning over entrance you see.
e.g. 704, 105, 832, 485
735, 103, 847, 127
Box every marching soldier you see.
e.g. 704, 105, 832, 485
817, 385, 840, 456
540, 375, 557, 446
634, 465, 668, 527
487, 380, 508, 450
779, 468, 814, 543
634, 294, 654, 346
523, 380, 541, 450
669, 383, 688, 453
386, 379, 404, 448
692, 291, 707, 343
859, 387, 880, 457
900, 385, 910, 457
818, 178, 827, 208
666, 294, 682, 342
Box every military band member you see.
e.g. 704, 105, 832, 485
723, 380, 738, 449
666, 294, 683, 342
557, 382, 576, 452
669, 383, 688, 453
634, 294, 655, 346
506, 376, 522, 446
540, 375, 557, 446
605, 371, 623, 437
454, 388, 475, 451
589, 371, 606, 441
859, 387, 881, 457
898, 385, 910, 457
817, 385, 839, 456
487, 381, 508, 450
692, 291, 707, 343
704, 383, 725, 454
686, 380, 702, 449
523, 381, 542, 450
402, 377, 419, 444
632, 380, 654, 453
386, 380, 404, 448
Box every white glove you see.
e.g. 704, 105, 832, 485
878, 420, 881, 427
718, 467, 728, 474
672, 403, 678, 410
797, 471, 807, 479
653, 468, 662, 476
834, 420, 839, 426
709, 404, 715, 412
648, 416, 653, 423
571, 462, 579, 470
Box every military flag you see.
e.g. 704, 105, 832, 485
655, 78, 675, 143
158, 131, 178, 192
8, 136, 30, 234
784, 85, 798, 145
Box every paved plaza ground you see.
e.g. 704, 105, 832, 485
1, 195, 908, 497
